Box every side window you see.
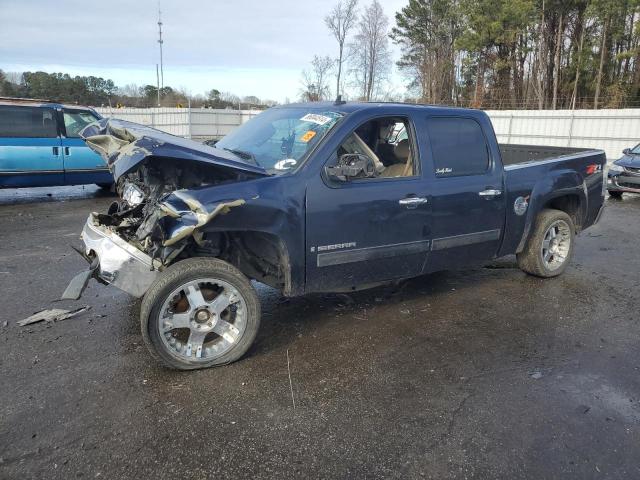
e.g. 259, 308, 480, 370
426, 117, 490, 177
0, 106, 58, 138
332, 116, 416, 180
63, 109, 99, 138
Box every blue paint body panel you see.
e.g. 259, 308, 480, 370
86, 102, 607, 295
0, 101, 112, 188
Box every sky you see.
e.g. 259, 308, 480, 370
0, 0, 410, 102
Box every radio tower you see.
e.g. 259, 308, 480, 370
157, 2, 164, 91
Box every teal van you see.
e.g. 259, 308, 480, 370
0, 98, 112, 188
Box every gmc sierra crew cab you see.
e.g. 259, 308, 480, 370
63, 102, 606, 370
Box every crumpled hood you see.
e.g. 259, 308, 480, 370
615, 153, 640, 169
80, 118, 268, 180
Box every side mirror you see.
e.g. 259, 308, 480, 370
623, 148, 631, 155
325, 154, 377, 182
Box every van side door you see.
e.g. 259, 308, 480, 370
423, 116, 506, 272
59, 108, 112, 185
0, 104, 63, 188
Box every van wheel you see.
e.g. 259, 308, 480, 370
517, 209, 574, 278
140, 258, 261, 370
608, 190, 623, 198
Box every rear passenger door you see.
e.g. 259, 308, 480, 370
0, 105, 63, 187
59, 108, 111, 185
424, 117, 505, 272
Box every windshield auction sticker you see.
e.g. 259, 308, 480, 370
300, 113, 332, 125
300, 130, 317, 142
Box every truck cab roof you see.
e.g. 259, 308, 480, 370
276, 100, 486, 117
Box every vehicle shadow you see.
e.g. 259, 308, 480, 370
246, 260, 522, 361
0, 184, 115, 206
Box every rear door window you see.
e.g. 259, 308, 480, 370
426, 117, 490, 177
62, 109, 99, 138
0, 106, 58, 138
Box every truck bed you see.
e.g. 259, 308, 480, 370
499, 144, 596, 167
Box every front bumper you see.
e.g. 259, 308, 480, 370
65, 213, 161, 298
608, 172, 640, 193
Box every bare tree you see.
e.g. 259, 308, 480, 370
325, 0, 359, 98
349, 0, 391, 101
300, 55, 334, 101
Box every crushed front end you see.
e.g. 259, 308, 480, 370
62, 118, 268, 300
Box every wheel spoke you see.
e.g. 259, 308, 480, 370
544, 250, 553, 262
212, 319, 240, 344
185, 283, 206, 309
186, 329, 208, 358
162, 312, 191, 331
210, 292, 232, 316
543, 239, 551, 249
549, 226, 557, 239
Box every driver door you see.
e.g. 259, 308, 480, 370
304, 115, 432, 292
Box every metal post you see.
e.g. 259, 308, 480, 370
567, 110, 575, 147
507, 113, 514, 144
187, 97, 192, 139
156, 64, 160, 107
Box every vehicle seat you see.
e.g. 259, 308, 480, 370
381, 139, 412, 177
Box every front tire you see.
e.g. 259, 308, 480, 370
608, 190, 623, 198
517, 209, 574, 278
140, 257, 261, 370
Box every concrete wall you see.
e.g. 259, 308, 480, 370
486, 109, 640, 161
94, 107, 262, 139
96, 107, 640, 160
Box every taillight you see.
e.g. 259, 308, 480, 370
586, 164, 600, 175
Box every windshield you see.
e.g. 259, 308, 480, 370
215, 108, 344, 174
63, 109, 99, 138
631, 144, 640, 154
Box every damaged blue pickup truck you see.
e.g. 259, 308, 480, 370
64, 102, 606, 370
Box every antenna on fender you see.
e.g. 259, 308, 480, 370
334, 94, 346, 106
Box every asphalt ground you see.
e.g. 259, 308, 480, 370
0, 186, 638, 479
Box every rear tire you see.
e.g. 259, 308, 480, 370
140, 257, 261, 370
517, 209, 574, 278
608, 190, 623, 198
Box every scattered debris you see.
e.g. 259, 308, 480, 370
17, 306, 91, 327
530, 371, 543, 379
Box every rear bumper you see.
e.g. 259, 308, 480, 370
80, 213, 161, 297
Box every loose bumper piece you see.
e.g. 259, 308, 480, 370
64, 213, 162, 298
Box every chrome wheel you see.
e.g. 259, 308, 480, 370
158, 278, 247, 362
541, 220, 571, 271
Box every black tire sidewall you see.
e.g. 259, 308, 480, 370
141, 258, 261, 370
532, 210, 575, 277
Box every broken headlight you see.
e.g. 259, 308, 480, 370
122, 183, 145, 206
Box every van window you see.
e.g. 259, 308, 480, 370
0, 106, 58, 138
426, 117, 489, 177
63, 109, 99, 138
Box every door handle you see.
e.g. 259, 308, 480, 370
478, 189, 502, 197
52, 147, 59, 156
64, 147, 70, 155
399, 197, 428, 208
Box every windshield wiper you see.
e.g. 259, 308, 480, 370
222, 147, 259, 166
